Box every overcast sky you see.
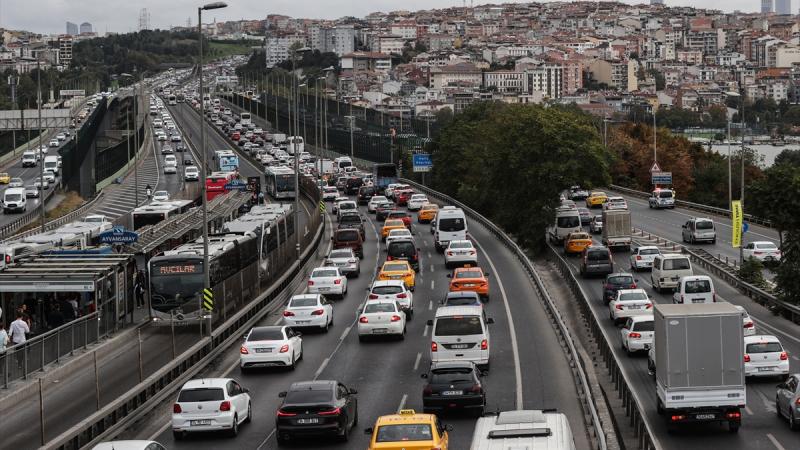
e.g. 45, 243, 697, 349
0, 1, 774, 35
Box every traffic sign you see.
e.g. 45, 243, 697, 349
650, 162, 661, 173
224, 179, 248, 190
651, 171, 672, 185
98, 226, 139, 244
412, 153, 432, 173
202, 288, 214, 311
319, 201, 326, 213
742, 222, 749, 233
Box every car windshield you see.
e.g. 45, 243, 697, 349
619, 292, 648, 301
746, 342, 783, 353
364, 303, 395, 313
313, 269, 338, 278
248, 328, 284, 341
756, 243, 778, 250
388, 242, 416, 258
435, 316, 483, 336
336, 230, 359, 241
5, 194, 22, 201
376, 424, 433, 442
449, 241, 472, 249
384, 263, 408, 272
557, 216, 580, 228
439, 217, 465, 232
684, 280, 711, 293
456, 270, 482, 279
639, 248, 660, 255
608, 276, 634, 286
329, 250, 352, 259
290, 297, 319, 307
663, 258, 691, 270
178, 388, 224, 403
632, 321, 654, 332
570, 233, 589, 240
430, 367, 474, 383
658, 191, 673, 198
372, 285, 403, 295
695, 221, 713, 230
284, 389, 332, 404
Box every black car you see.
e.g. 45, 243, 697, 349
387, 239, 420, 272
345, 176, 364, 195
357, 185, 377, 205
602, 273, 637, 304
421, 361, 486, 416
338, 212, 366, 240
175, 143, 185, 152
276, 380, 358, 444
375, 202, 396, 221
183, 156, 194, 166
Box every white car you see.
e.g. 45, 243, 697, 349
368, 195, 388, 213
9, 177, 24, 188
444, 240, 478, 269
589, 215, 603, 234
385, 228, 415, 246
368, 280, 414, 319
336, 200, 357, 220
152, 191, 170, 202
407, 194, 429, 211
171, 134, 182, 142
324, 248, 360, 278
384, 183, 403, 198
734, 305, 756, 336
307, 267, 348, 298
604, 196, 628, 210
25, 185, 39, 198
744, 335, 790, 378
153, 119, 163, 128
357, 300, 406, 341
239, 325, 303, 371
56, 133, 66, 141
91, 441, 166, 450
157, 133, 167, 141
742, 241, 781, 263
608, 289, 652, 324
42, 169, 56, 183
171, 378, 251, 439
184, 166, 199, 181
283, 293, 333, 331
321, 186, 338, 201
619, 315, 654, 355
49, 138, 59, 147
163, 164, 177, 174
629, 246, 662, 271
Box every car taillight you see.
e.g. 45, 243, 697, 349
240, 346, 249, 354
447, 251, 453, 256
629, 332, 642, 338
645, 303, 653, 309
795, 397, 800, 406
468, 384, 482, 393
319, 407, 341, 416
276, 409, 296, 417
630, 283, 636, 289
308, 280, 314, 286
712, 293, 716, 302
397, 293, 407, 298
387, 255, 394, 260
359, 316, 369, 323
348, 259, 357, 263
391, 315, 402, 322
368, 294, 379, 299
753, 251, 762, 255
744, 354, 750, 362
279, 344, 290, 353
615, 304, 623, 310
423, 386, 433, 395
431, 342, 438, 352
469, 251, 476, 255
481, 339, 488, 350
311, 309, 324, 315
780, 352, 788, 360
283, 311, 295, 317
173, 403, 182, 413
726, 411, 741, 419
636, 255, 642, 260
334, 279, 341, 285
679, 294, 684, 304
220, 401, 231, 412
4, 255, 10, 264
743, 322, 754, 328
670, 415, 686, 422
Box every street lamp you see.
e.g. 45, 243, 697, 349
120, 73, 139, 205
291, 47, 310, 254
344, 115, 355, 160
724, 91, 741, 210
198, 1, 227, 334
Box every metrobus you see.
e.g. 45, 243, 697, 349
215, 150, 239, 172
239, 112, 252, 127
372, 163, 398, 190
176, 93, 185, 103
265, 166, 295, 199
132, 200, 195, 230
206, 171, 237, 201
168, 94, 177, 106
286, 136, 304, 155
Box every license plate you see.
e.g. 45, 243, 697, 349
297, 418, 320, 424
318, 287, 330, 292
758, 367, 774, 372
295, 320, 310, 324
372, 328, 388, 334
442, 390, 463, 396
692, 299, 705, 304
190, 420, 211, 426
463, 283, 475, 287
255, 348, 272, 353
628, 306, 641, 310
450, 344, 469, 349
695, 414, 716, 420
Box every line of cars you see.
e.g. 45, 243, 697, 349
152, 94, 200, 181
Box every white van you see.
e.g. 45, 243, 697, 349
334, 156, 353, 172
651, 253, 693, 293
548, 206, 582, 244
428, 305, 493, 368
434, 206, 468, 252
2, 187, 27, 213
44, 155, 59, 175
672, 275, 716, 304
21, 151, 37, 167
470, 409, 577, 450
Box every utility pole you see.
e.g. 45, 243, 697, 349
652, 110, 657, 165
37, 56, 45, 232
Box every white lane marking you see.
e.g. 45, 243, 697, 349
423, 324, 430, 337
750, 316, 800, 346
744, 406, 754, 416
430, 265, 434, 273
339, 325, 351, 341
792, 355, 800, 362
428, 300, 433, 311
471, 237, 524, 409
271, 316, 282, 325
314, 357, 330, 379
413, 352, 422, 371
767, 433, 787, 450
430, 280, 435, 290
256, 429, 276, 450
396, 394, 408, 412
427, 251, 432, 258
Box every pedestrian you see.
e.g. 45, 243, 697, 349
0, 322, 8, 354
60, 298, 76, 322
134, 272, 145, 308
258, 191, 265, 204
68, 296, 78, 318
9, 311, 29, 368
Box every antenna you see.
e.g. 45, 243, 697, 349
138, 8, 151, 31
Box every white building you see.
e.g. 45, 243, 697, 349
264, 34, 306, 68
374, 35, 405, 56
310, 25, 355, 57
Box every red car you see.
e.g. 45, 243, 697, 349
395, 189, 414, 206
386, 210, 412, 228
231, 132, 240, 141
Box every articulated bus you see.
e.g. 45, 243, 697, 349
205, 171, 237, 201
239, 112, 252, 127
215, 150, 239, 172
265, 166, 295, 200
168, 94, 177, 106
132, 200, 194, 230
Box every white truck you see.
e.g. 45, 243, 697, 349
651, 303, 745, 433
272, 133, 287, 144
601, 209, 631, 250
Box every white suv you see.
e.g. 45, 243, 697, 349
171, 378, 251, 439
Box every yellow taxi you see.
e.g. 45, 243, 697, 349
564, 231, 593, 255
585, 191, 608, 208
0, 172, 10, 184
417, 203, 439, 223
378, 260, 416, 291
447, 266, 490, 300
381, 219, 407, 240
366, 409, 450, 450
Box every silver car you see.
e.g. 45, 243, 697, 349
323, 248, 360, 278
776, 373, 800, 430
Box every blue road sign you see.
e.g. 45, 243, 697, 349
98, 226, 139, 244
742, 222, 749, 233
412, 153, 432, 173
651, 171, 672, 185
224, 179, 248, 190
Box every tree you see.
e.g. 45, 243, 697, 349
648, 69, 665, 90
430, 102, 610, 251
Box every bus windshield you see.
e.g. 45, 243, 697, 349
276, 175, 294, 192
149, 260, 204, 312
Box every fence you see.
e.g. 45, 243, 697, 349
95, 123, 145, 183
61, 98, 107, 194
2, 192, 106, 243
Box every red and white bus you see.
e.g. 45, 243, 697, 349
205, 171, 237, 201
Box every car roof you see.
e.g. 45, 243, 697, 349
375, 409, 436, 426
182, 378, 232, 389
250, 325, 286, 334
372, 279, 406, 287
446, 291, 480, 298
435, 305, 484, 317
430, 360, 477, 371
289, 380, 336, 391
743, 335, 781, 344
383, 260, 411, 268
657, 253, 689, 259
454, 266, 483, 274
680, 275, 711, 281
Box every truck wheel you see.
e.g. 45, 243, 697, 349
728, 422, 740, 433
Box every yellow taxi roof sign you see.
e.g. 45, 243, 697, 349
399, 409, 416, 415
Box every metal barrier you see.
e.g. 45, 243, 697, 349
2, 192, 106, 243
1, 312, 104, 389
398, 178, 610, 450
609, 184, 772, 228
0, 186, 57, 240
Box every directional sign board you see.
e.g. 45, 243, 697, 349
98, 226, 139, 244
412, 153, 432, 173
651, 171, 672, 185
224, 179, 248, 191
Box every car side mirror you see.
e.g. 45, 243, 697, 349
242, 387, 250, 393
486, 318, 495, 324
480, 370, 488, 377
364, 427, 374, 435
349, 388, 358, 395
427, 319, 434, 326
420, 373, 428, 379
681, 224, 687, 228
278, 391, 287, 398
295, 332, 302, 337
365, 287, 370, 291
484, 272, 491, 277
330, 236, 334, 240
776, 383, 786, 389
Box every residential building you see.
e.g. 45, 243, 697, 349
429, 62, 482, 90
587, 59, 638, 91
341, 51, 392, 73
58, 35, 73, 65
375, 35, 405, 55
311, 25, 355, 56
390, 21, 418, 40
264, 34, 306, 68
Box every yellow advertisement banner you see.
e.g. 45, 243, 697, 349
731, 200, 743, 248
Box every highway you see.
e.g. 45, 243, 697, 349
121, 187, 593, 450
556, 202, 799, 450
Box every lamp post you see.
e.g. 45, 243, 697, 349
198, 1, 227, 335
121, 73, 139, 205
345, 115, 355, 160
36, 55, 45, 232
291, 47, 310, 254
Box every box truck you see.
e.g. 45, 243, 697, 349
601, 209, 631, 250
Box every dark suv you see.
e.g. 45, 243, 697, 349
386, 239, 420, 272
375, 202, 396, 221
276, 380, 358, 444
357, 185, 376, 205
345, 176, 364, 195
421, 361, 485, 415
602, 273, 637, 304
337, 213, 366, 240
579, 246, 613, 278
332, 228, 364, 258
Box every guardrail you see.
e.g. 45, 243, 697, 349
2, 192, 106, 243
609, 184, 772, 228
0, 186, 57, 241
398, 178, 610, 450
46, 185, 325, 450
